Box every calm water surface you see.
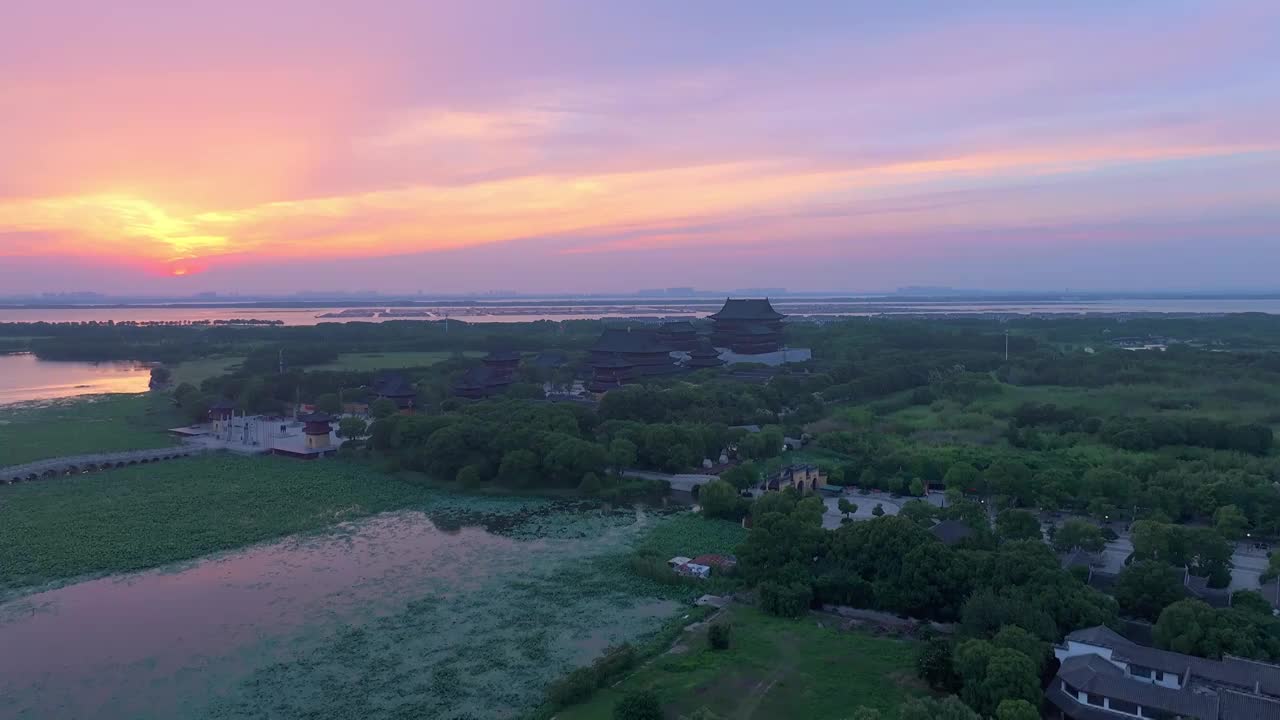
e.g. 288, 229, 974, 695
0, 354, 152, 405
0, 509, 671, 719
3, 297, 1279, 326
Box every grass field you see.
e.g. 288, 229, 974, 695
0, 454, 434, 593
169, 356, 246, 385
310, 351, 484, 372
556, 606, 921, 720
0, 394, 182, 466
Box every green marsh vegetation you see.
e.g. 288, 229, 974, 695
554, 606, 920, 720
0, 454, 433, 593
0, 393, 181, 466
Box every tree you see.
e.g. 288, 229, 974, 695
897, 696, 982, 720
370, 398, 399, 419
909, 478, 925, 497
899, 499, 936, 526
996, 510, 1041, 543
1052, 519, 1105, 553
1154, 599, 1280, 660
986, 460, 1034, 506
721, 463, 761, 490
1263, 553, 1280, 584
1232, 590, 1275, 617
758, 581, 813, 617
708, 622, 731, 650
944, 462, 981, 494
955, 640, 1041, 716
498, 449, 541, 487
995, 699, 1040, 720
456, 465, 481, 487
337, 417, 368, 440
837, 498, 858, 519
609, 438, 638, 474
579, 472, 603, 495
993, 625, 1049, 673
315, 393, 343, 415
1115, 561, 1185, 621
681, 709, 723, 720
614, 689, 662, 720
699, 480, 741, 520
1213, 504, 1249, 540
916, 637, 959, 691
871, 503, 885, 517
844, 710, 883, 720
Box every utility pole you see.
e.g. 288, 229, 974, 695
1004, 330, 1009, 362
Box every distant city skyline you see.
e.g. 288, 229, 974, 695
2, 1, 1278, 294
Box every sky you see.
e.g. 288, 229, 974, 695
1, 0, 1278, 295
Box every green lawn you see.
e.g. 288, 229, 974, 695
309, 351, 484, 372
556, 606, 921, 720
0, 454, 433, 593
169, 356, 246, 385
0, 394, 182, 466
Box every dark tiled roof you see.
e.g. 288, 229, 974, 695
929, 519, 975, 546
1186, 574, 1232, 608
1221, 690, 1280, 720
591, 328, 673, 354
1066, 626, 1131, 649
1065, 626, 1280, 698
209, 399, 237, 411
1046, 684, 1125, 720
1058, 656, 1220, 719
373, 372, 416, 397
689, 342, 723, 358
708, 298, 786, 321
298, 412, 334, 423
660, 320, 697, 333
592, 356, 636, 369
454, 366, 514, 393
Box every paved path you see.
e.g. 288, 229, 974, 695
1, 446, 205, 484
622, 469, 718, 493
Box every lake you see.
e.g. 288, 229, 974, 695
0, 505, 678, 719
0, 354, 153, 406
2, 297, 1280, 326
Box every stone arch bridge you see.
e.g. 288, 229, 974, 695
2, 447, 206, 484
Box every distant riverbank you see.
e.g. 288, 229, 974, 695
4, 296, 1280, 326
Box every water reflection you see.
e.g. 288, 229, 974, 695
0, 354, 152, 405
0, 512, 514, 719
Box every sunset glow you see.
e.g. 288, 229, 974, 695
2, 1, 1279, 293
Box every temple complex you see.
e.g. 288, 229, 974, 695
685, 340, 726, 369
372, 372, 417, 414
658, 320, 700, 350
709, 298, 786, 355
587, 327, 679, 392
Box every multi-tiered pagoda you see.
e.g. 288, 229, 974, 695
709, 298, 786, 355
658, 320, 699, 350
373, 372, 417, 414
453, 350, 520, 399
587, 328, 678, 392
685, 340, 726, 369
